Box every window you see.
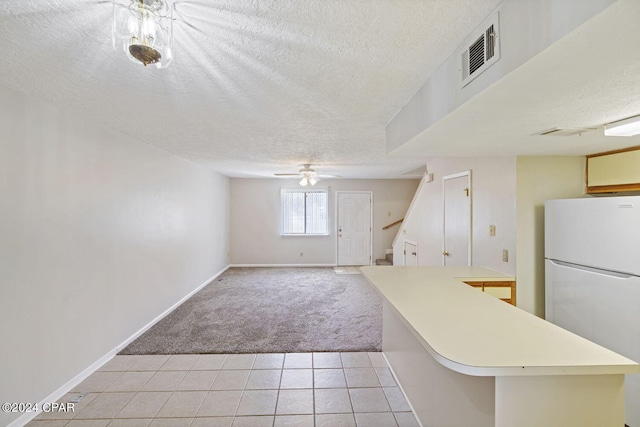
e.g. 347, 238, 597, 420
281, 188, 328, 235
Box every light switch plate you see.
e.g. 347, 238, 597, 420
502, 249, 509, 262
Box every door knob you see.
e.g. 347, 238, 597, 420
411, 252, 417, 255
442, 251, 450, 256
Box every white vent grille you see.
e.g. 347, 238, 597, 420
486, 24, 495, 60
468, 35, 485, 75
461, 14, 500, 87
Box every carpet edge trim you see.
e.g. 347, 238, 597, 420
229, 263, 337, 267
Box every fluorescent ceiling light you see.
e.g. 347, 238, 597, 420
604, 115, 640, 137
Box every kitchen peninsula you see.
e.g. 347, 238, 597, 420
360, 266, 639, 427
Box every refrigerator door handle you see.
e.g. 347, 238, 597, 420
547, 259, 637, 279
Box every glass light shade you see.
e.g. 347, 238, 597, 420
308, 177, 318, 186
113, 0, 173, 69
299, 177, 308, 187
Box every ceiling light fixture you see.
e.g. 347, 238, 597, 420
604, 115, 640, 137
274, 164, 337, 184
299, 173, 319, 187
112, 0, 174, 68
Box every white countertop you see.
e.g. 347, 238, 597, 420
361, 266, 640, 377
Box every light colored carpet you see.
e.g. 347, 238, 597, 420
120, 267, 382, 354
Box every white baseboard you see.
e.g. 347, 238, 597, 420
113, 265, 230, 353
7, 265, 230, 427
7, 350, 119, 427
382, 351, 424, 427
229, 264, 336, 267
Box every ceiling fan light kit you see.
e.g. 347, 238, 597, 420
274, 164, 340, 186
112, 0, 174, 69
299, 175, 319, 187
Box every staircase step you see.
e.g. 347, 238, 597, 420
375, 259, 393, 266
386, 253, 393, 262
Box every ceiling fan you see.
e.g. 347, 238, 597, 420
274, 164, 341, 186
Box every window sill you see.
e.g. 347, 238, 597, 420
281, 233, 330, 237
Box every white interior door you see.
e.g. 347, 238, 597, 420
404, 241, 417, 266
442, 171, 471, 266
337, 192, 372, 266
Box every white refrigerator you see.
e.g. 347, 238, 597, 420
545, 196, 640, 427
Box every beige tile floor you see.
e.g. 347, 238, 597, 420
28, 353, 419, 427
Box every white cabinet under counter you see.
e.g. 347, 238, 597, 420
360, 266, 639, 427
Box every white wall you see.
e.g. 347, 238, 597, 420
0, 85, 230, 427
515, 156, 585, 317
393, 157, 516, 276
230, 178, 419, 265
386, 0, 615, 152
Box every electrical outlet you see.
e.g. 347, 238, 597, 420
388, 211, 391, 217
300, 252, 304, 257
502, 249, 509, 262
489, 225, 496, 236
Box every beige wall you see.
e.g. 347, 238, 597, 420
0, 85, 230, 427
515, 156, 585, 317
230, 178, 419, 265
394, 157, 517, 276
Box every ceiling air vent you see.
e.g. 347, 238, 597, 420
534, 128, 596, 137
461, 13, 500, 87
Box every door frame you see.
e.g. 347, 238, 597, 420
335, 191, 373, 266
403, 239, 418, 266
442, 171, 472, 266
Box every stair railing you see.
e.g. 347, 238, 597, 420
382, 218, 404, 230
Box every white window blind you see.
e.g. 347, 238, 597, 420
281, 189, 328, 235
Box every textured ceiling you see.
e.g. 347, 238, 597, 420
4, 1, 634, 179
391, 0, 640, 158
0, 0, 501, 178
